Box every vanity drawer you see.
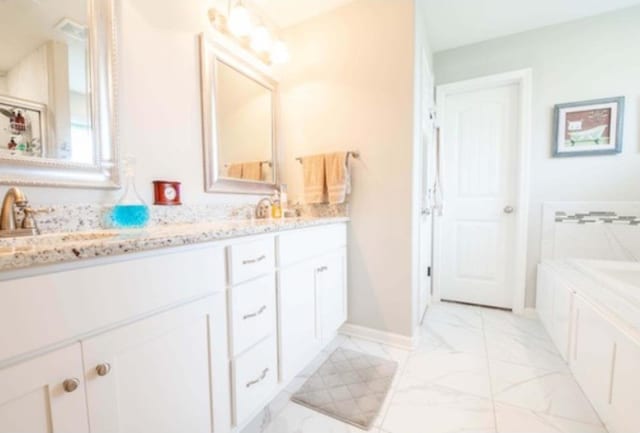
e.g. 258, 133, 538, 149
278, 223, 347, 266
228, 237, 275, 285
232, 336, 278, 426
229, 275, 276, 356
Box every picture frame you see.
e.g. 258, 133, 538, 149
552, 96, 625, 157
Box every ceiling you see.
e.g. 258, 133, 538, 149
245, 0, 355, 28
422, 0, 640, 52
245, 0, 640, 52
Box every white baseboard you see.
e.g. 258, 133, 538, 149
339, 323, 417, 351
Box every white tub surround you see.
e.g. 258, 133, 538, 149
0, 221, 348, 433
537, 259, 640, 433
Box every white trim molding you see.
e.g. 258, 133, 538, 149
433, 68, 532, 314
340, 323, 418, 351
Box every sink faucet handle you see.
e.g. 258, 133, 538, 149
21, 207, 53, 232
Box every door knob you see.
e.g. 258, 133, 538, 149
63, 378, 80, 393
96, 362, 111, 377
503, 206, 515, 214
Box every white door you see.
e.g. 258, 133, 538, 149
278, 259, 322, 382
0, 344, 89, 433
82, 297, 218, 433
418, 51, 436, 322
317, 248, 348, 341
439, 83, 519, 308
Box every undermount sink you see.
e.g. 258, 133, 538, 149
0, 230, 122, 255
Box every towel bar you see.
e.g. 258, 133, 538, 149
295, 151, 360, 164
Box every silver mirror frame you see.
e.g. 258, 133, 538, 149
0, 0, 120, 189
199, 33, 279, 195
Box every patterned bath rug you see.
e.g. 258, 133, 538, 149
291, 347, 398, 430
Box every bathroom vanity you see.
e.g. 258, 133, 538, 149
0, 218, 348, 433
537, 260, 640, 433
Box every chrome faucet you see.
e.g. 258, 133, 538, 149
255, 197, 272, 219
0, 187, 50, 237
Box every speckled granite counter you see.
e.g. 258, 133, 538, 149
0, 217, 349, 272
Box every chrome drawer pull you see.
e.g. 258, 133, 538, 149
317, 266, 328, 273
243, 305, 267, 320
246, 368, 269, 388
242, 255, 267, 265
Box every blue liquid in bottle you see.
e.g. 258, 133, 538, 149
111, 156, 150, 228
111, 204, 150, 228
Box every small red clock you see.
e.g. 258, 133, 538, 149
152, 180, 181, 205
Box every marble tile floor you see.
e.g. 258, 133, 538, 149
242, 302, 607, 433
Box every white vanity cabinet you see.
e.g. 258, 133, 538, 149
277, 225, 348, 383
0, 245, 231, 433
82, 296, 220, 433
0, 221, 349, 433
0, 344, 89, 433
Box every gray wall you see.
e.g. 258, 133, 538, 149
434, 6, 640, 307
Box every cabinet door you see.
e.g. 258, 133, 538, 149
571, 296, 616, 419
0, 344, 89, 433
608, 331, 640, 433
82, 296, 226, 433
551, 280, 573, 361
278, 260, 321, 382
535, 265, 554, 335
317, 248, 348, 341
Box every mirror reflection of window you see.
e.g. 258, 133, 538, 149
0, 0, 92, 163
215, 60, 273, 183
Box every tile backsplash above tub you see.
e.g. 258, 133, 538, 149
554, 211, 640, 225
542, 202, 640, 262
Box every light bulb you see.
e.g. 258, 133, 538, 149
250, 25, 272, 53
270, 40, 290, 64
228, 4, 252, 37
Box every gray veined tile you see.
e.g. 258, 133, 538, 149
382, 380, 495, 433
422, 302, 484, 329
494, 402, 607, 433
484, 328, 566, 371
481, 308, 549, 340
402, 350, 492, 398
418, 318, 487, 355
489, 360, 601, 425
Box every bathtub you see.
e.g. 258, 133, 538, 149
537, 259, 640, 433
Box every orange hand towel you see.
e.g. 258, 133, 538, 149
227, 163, 243, 179
325, 152, 351, 204
242, 162, 263, 181
302, 154, 326, 204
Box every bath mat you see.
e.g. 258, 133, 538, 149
291, 347, 398, 430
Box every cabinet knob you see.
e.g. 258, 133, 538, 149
96, 362, 112, 377
63, 378, 80, 393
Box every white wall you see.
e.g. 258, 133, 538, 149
2, 0, 256, 207
278, 0, 418, 337
434, 6, 640, 307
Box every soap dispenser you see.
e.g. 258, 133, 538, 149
271, 189, 282, 219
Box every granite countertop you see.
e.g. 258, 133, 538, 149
0, 216, 349, 272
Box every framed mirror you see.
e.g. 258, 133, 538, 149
200, 34, 278, 194
0, 0, 119, 188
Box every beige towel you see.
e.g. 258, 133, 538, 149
325, 152, 351, 204
242, 162, 262, 181
302, 154, 326, 204
227, 163, 243, 179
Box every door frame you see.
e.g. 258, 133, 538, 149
433, 69, 532, 314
